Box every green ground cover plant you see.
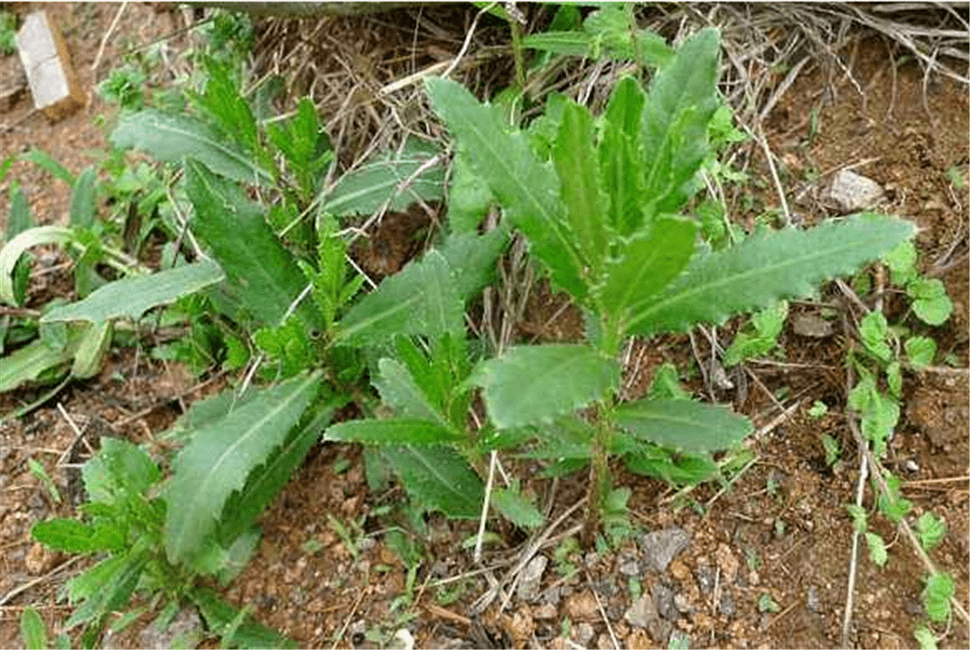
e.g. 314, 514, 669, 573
423, 27, 914, 537
5, 6, 958, 647
842, 240, 957, 649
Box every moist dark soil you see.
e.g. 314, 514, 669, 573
1, 4, 967, 649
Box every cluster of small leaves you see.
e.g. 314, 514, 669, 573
28, 438, 290, 647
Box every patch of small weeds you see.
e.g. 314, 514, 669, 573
0, 10, 17, 54
820, 434, 841, 467
807, 400, 828, 419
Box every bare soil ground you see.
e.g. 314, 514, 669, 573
1, 3, 967, 649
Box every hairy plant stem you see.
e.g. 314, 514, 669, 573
583, 401, 614, 546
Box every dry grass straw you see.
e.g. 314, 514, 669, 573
244, 2, 967, 345
247, 2, 966, 190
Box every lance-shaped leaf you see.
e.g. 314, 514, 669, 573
595, 216, 695, 330
325, 419, 462, 445
384, 445, 483, 519
374, 358, 450, 429
616, 398, 751, 454
600, 77, 647, 235
629, 214, 916, 336
111, 110, 271, 185
184, 160, 319, 329
216, 402, 337, 547
640, 28, 720, 218
554, 100, 609, 273
42, 260, 224, 323
321, 139, 443, 217
335, 250, 462, 347
425, 77, 587, 300
472, 344, 619, 429
438, 229, 508, 300
164, 372, 320, 564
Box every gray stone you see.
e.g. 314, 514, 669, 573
624, 594, 658, 628
135, 607, 203, 649
806, 585, 820, 613
653, 583, 678, 621
618, 553, 640, 577
695, 564, 715, 594
824, 170, 887, 213
640, 528, 691, 573
541, 584, 562, 606
575, 622, 595, 646
718, 592, 736, 618
516, 554, 547, 602
674, 593, 694, 614
648, 618, 673, 644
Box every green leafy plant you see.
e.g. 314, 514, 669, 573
29, 437, 293, 647
0, 10, 17, 55
424, 27, 914, 536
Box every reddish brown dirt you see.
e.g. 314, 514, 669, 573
1, 5, 967, 650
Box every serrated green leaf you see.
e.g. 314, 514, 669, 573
915, 512, 946, 551
69, 168, 98, 229
629, 214, 916, 336
82, 437, 160, 505
446, 151, 494, 234
877, 473, 912, 524
883, 240, 917, 286
600, 77, 646, 235
325, 419, 462, 445
31, 519, 97, 554
190, 60, 259, 155
425, 77, 586, 300
905, 336, 937, 370
375, 358, 449, 427
554, 100, 609, 272
322, 139, 443, 217
615, 398, 751, 454
20, 606, 47, 650
913, 625, 938, 650
473, 344, 618, 429
523, 12, 671, 66
111, 110, 270, 185
335, 250, 463, 347
865, 531, 888, 567
907, 277, 953, 325
64, 547, 149, 631
164, 372, 319, 564
723, 300, 788, 367
647, 362, 692, 401
491, 487, 544, 528
923, 572, 954, 623
184, 160, 318, 328
438, 229, 508, 300
384, 445, 483, 519
0, 226, 74, 305
596, 217, 696, 329
216, 403, 336, 549
42, 260, 224, 324
845, 503, 868, 532
640, 28, 720, 219
860, 311, 892, 362
886, 360, 902, 399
